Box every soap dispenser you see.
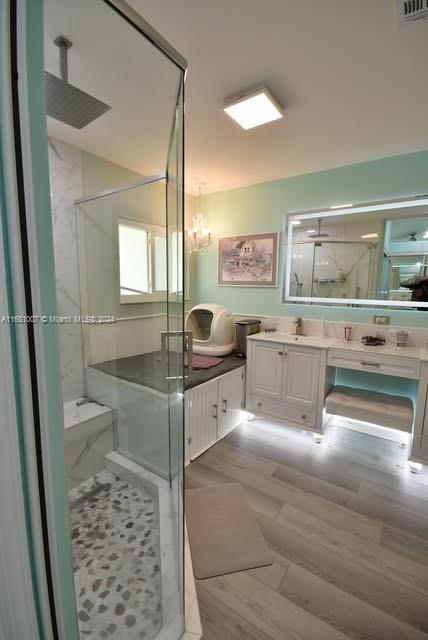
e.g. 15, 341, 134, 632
294, 317, 303, 336
375, 316, 384, 341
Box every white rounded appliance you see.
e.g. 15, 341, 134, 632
186, 304, 234, 356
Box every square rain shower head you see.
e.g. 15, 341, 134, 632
45, 71, 111, 129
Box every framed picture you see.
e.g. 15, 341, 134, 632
218, 232, 279, 287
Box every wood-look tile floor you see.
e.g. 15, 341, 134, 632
185, 418, 428, 640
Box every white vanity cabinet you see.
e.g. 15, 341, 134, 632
247, 338, 324, 431
250, 341, 283, 399
217, 369, 246, 439
185, 380, 218, 465
246, 332, 428, 461
185, 366, 246, 463
282, 346, 320, 408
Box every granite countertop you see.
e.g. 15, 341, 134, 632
248, 331, 425, 360
91, 351, 245, 395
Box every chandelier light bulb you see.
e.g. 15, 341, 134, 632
187, 186, 214, 253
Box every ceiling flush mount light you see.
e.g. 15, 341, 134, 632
187, 186, 213, 254
291, 220, 301, 226
361, 233, 379, 239
330, 203, 354, 210
224, 87, 283, 130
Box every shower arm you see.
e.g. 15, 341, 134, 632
54, 35, 72, 83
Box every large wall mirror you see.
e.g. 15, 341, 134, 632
284, 196, 428, 309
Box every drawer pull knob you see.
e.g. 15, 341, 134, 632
301, 414, 307, 420
257, 401, 262, 408
361, 361, 380, 367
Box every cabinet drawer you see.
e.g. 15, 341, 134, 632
327, 348, 420, 380
248, 394, 315, 428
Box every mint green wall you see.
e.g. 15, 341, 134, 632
195, 151, 428, 327
336, 370, 419, 404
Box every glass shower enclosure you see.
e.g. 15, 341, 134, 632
45, 1, 186, 638
73, 160, 185, 638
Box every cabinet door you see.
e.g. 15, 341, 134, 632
218, 367, 246, 439
188, 380, 218, 460
282, 346, 320, 408
250, 341, 283, 399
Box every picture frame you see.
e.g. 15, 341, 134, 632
218, 232, 279, 287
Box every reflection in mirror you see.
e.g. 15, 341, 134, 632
385, 217, 428, 307
290, 216, 381, 300
285, 198, 428, 309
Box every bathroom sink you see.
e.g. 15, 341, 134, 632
280, 334, 321, 345
254, 332, 329, 347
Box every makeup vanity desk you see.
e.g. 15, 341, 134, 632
246, 332, 428, 463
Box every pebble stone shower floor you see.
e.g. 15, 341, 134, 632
69, 470, 162, 639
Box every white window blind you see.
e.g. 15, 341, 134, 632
119, 223, 149, 296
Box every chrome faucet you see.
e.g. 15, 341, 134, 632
293, 317, 304, 336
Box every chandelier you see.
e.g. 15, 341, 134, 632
187, 186, 213, 253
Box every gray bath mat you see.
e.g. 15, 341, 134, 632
186, 482, 273, 579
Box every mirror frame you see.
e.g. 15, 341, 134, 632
283, 195, 428, 309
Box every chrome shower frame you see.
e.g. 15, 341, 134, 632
105, 0, 187, 71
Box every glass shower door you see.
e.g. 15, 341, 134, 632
165, 79, 186, 635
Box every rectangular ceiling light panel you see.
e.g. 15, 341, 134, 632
224, 88, 283, 130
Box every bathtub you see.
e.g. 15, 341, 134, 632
64, 398, 114, 489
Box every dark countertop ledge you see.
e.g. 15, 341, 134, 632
90, 351, 245, 394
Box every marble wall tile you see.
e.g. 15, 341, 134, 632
85, 367, 171, 478
85, 315, 168, 365
232, 313, 428, 348
65, 411, 114, 489
48, 137, 84, 401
